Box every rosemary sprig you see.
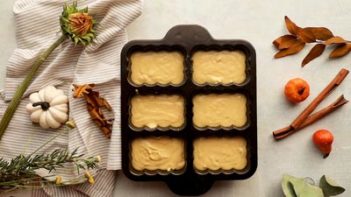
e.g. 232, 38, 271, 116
0, 148, 100, 191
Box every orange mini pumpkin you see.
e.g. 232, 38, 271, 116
284, 78, 310, 103
312, 129, 334, 158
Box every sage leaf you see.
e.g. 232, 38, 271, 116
319, 175, 345, 196
282, 175, 324, 197
296, 184, 324, 197
282, 175, 298, 197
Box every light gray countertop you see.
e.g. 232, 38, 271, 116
1, 0, 351, 196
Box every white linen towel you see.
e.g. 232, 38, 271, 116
0, 0, 142, 196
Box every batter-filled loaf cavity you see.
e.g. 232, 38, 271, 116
130, 95, 185, 129
192, 50, 246, 85
193, 93, 247, 128
130, 51, 185, 85
131, 137, 186, 172
193, 137, 247, 171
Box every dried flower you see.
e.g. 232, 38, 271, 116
69, 13, 94, 36
72, 84, 95, 98
95, 155, 101, 163
55, 176, 63, 185
65, 119, 77, 129
84, 171, 95, 184
60, 2, 96, 45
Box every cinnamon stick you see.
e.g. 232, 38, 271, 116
291, 68, 349, 129
273, 95, 348, 140
300, 95, 348, 128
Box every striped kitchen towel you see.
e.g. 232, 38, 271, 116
0, 0, 142, 196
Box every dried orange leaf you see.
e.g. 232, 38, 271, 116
274, 41, 305, 58
73, 84, 95, 98
285, 16, 301, 35
301, 44, 326, 67
325, 36, 346, 45
273, 35, 298, 49
297, 28, 316, 43
329, 44, 351, 58
304, 27, 333, 41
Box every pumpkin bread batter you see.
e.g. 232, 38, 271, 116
193, 94, 247, 128
192, 50, 246, 85
131, 137, 185, 171
130, 51, 184, 85
193, 137, 247, 171
131, 95, 185, 129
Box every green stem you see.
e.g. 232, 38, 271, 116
0, 35, 66, 139
0, 175, 54, 186
30, 129, 65, 156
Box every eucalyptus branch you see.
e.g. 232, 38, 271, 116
273, 16, 351, 67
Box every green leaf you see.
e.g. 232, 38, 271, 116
74, 37, 79, 45
80, 7, 88, 13
83, 36, 91, 42
319, 175, 345, 196
282, 175, 324, 197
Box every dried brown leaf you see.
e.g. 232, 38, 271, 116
325, 36, 346, 45
98, 98, 112, 110
301, 44, 326, 67
274, 16, 351, 65
329, 44, 351, 58
285, 16, 301, 35
304, 27, 333, 41
87, 105, 105, 126
274, 41, 305, 58
273, 35, 298, 49
73, 84, 112, 139
101, 127, 112, 139
297, 28, 316, 43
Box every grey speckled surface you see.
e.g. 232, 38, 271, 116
1, 0, 351, 196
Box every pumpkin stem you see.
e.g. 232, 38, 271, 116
298, 87, 305, 95
32, 102, 50, 111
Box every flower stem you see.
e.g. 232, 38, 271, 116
0, 35, 66, 139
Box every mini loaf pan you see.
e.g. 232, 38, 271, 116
121, 25, 257, 196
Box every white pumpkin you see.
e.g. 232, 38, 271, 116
26, 86, 69, 129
